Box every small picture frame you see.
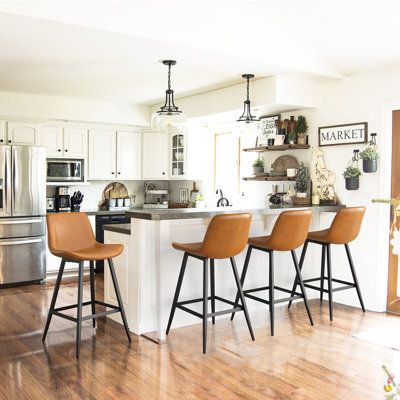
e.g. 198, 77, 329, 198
256, 114, 280, 146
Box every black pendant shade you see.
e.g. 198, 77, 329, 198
237, 74, 259, 123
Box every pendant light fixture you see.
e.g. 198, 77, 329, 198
237, 74, 259, 123
151, 60, 186, 132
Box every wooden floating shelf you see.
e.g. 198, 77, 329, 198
243, 144, 310, 152
243, 176, 296, 181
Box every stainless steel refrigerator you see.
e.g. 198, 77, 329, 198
0, 145, 46, 285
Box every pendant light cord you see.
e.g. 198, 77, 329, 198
246, 76, 250, 102
167, 63, 172, 91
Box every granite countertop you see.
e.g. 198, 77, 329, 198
103, 223, 131, 235
125, 204, 344, 221
82, 208, 139, 216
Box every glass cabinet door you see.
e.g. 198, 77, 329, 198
171, 133, 185, 178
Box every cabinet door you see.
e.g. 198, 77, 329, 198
64, 128, 87, 158
88, 129, 116, 180
170, 133, 186, 179
0, 121, 6, 144
38, 126, 63, 157
142, 132, 168, 179
116, 131, 142, 180
7, 122, 38, 145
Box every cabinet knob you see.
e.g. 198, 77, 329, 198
0, 139, 3, 143
111, 172, 115, 175
162, 172, 165, 175
118, 172, 121, 175
65, 149, 68, 152
58, 149, 61, 152
8, 140, 11, 143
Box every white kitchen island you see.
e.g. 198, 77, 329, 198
103, 205, 343, 343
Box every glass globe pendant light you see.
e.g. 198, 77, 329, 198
151, 60, 186, 133
237, 74, 259, 123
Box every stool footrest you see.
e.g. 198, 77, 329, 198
304, 276, 356, 294
176, 296, 245, 320
244, 291, 302, 305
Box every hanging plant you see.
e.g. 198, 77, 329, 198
360, 133, 379, 173
344, 150, 362, 190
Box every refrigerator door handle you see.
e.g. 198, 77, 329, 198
0, 218, 42, 225
12, 147, 17, 213
4, 147, 11, 214
0, 238, 42, 246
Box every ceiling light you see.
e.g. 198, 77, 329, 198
237, 74, 259, 124
151, 60, 186, 132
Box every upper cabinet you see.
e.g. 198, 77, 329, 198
169, 133, 186, 179
88, 130, 141, 180
142, 132, 168, 180
7, 122, 39, 145
38, 126, 87, 158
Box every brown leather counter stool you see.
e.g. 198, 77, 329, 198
231, 210, 313, 336
166, 213, 255, 354
43, 212, 131, 358
288, 207, 366, 321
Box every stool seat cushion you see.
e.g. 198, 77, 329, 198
248, 235, 272, 250
172, 242, 204, 257
52, 243, 124, 261
307, 229, 331, 243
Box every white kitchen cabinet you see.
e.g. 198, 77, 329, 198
116, 131, 142, 180
88, 129, 116, 180
7, 122, 39, 145
142, 132, 168, 179
63, 128, 87, 158
169, 132, 186, 179
0, 121, 6, 144
39, 126, 87, 159
38, 126, 63, 157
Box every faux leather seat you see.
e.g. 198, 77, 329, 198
231, 210, 314, 336
168, 213, 255, 353
43, 212, 131, 358
288, 207, 366, 321
47, 212, 123, 261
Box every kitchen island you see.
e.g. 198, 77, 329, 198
103, 205, 343, 343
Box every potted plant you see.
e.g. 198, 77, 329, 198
360, 146, 378, 173
296, 115, 308, 145
295, 162, 309, 198
343, 166, 362, 190
195, 194, 206, 208
252, 157, 264, 174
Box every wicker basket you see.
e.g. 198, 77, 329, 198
292, 196, 311, 206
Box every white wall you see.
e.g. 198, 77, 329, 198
186, 66, 400, 312
0, 90, 149, 126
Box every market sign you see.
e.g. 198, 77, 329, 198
318, 122, 368, 147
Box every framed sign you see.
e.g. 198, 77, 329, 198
318, 122, 368, 147
257, 114, 280, 146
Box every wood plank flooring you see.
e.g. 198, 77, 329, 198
0, 274, 397, 399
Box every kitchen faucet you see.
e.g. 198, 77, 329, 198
216, 189, 230, 207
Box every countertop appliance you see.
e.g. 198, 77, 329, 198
46, 196, 55, 212
95, 213, 129, 273
47, 158, 84, 182
0, 145, 46, 286
55, 186, 71, 212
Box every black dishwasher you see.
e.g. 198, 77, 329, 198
95, 214, 129, 272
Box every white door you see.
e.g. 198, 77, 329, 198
88, 129, 116, 180
7, 122, 38, 145
116, 131, 142, 180
38, 126, 63, 157
142, 132, 168, 179
64, 128, 87, 158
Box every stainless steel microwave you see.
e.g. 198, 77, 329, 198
46, 159, 84, 182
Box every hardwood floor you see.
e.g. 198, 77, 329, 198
0, 274, 396, 399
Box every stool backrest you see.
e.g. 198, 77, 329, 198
201, 213, 252, 259
267, 210, 312, 251
327, 206, 365, 244
47, 212, 96, 255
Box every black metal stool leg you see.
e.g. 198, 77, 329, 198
291, 250, 313, 326
230, 257, 255, 341
202, 258, 209, 354
345, 244, 365, 312
166, 253, 188, 334
326, 244, 333, 321
269, 251, 275, 336
288, 241, 309, 308
76, 261, 84, 359
89, 260, 96, 328
108, 258, 131, 342
210, 259, 216, 325
231, 246, 252, 321
320, 245, 326, 302
42, 259, 65, 341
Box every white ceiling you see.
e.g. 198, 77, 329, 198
0, 0, 399, 105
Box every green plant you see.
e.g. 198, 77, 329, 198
296, 115, 308, 134
295, 162, 309, 193
195, 194, 204, 201
252, 157, 264, 167
343, 166, 362, 179
360, 146, 379, 160
288, 129, 297, 143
